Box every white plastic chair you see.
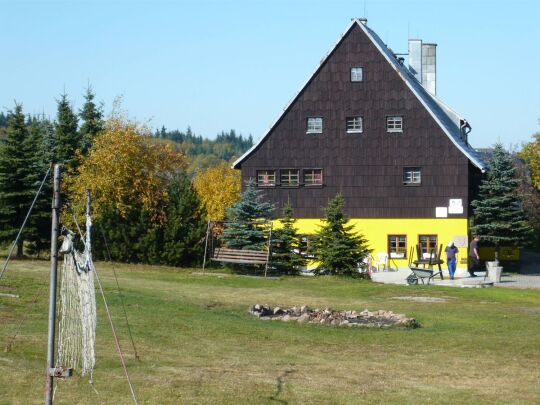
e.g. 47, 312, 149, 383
374, 253, 388, 272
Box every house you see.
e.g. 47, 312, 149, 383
233, 18, 486, 273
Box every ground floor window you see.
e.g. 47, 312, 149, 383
419, 235, 438, 256
388, 235, 407, 258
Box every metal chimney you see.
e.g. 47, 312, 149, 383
422, 43, 437, 95
408, 39, 422, 83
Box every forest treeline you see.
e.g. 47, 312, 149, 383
0, 89, 248, 265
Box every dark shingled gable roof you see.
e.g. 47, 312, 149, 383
233, 19, 486, 172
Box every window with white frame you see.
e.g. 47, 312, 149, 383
306, 117, 323, 133
346, 116, 363, 133
350, 67, 363, 82
256, 170, 276, 187
280, 169, 299, 187
387, 116, 403, 132
304, 169, 323, 186
403, 167, 422, 185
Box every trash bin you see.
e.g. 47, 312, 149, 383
486, 262, 503, 283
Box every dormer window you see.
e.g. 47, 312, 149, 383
307, 117, 323, 134
350, 67, 363, 82
387, 116, 403, 133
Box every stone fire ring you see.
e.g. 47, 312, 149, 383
249, 304, 420, 329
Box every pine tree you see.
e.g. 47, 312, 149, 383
162, 173, 207, 266
55, 93, 80, 168
0, 104, 38, 257
271, 203, 306, 275
471, 143, 533, 252
311, 194, 371, 276
222, 180, 274, 250
79, 86, 104, 155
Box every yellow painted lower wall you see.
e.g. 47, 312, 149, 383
274, 218, 470, 269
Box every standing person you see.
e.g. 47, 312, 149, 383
445, 241, 458, 280
468, 235, 481, 277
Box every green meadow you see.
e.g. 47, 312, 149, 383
1, 260, 539, 404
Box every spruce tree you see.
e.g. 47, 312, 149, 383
471, 143, 533, 252
0, 104, 37, 257
311, 194, 371, 276
162, 173, 207, 265
79, 86, 104, 155
271, 203, 306, 275
55, 93, 80, 168
222, 180, 274, 250
25, 116, 55, 254
0, 112, 8, 128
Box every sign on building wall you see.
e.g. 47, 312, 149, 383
452, 235, 468, 248
448, 199, 463, 214
435, 207, 448, 218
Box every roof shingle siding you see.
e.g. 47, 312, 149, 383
238, 22, 480, 218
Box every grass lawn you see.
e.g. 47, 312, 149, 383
1, 260, 539, 404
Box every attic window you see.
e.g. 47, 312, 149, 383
387, 116, 403, 133
306, 117, 323, 134
350, 67, 363, 82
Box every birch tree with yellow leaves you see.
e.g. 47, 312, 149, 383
193, 161, 241, 220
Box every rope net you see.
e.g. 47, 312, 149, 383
57, 214, 97, 377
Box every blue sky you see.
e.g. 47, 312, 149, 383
1, 0, 539, 148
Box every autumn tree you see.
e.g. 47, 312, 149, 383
66, 107, 186, 224
517, 133, 540, 248
193, 161, 241, 220
519, 133, 540, 190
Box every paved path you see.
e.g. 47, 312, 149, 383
372, 251, 540, 290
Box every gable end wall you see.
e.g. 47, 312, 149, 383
241, 24, 472, 219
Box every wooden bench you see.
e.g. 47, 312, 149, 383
211, 248, 268, 265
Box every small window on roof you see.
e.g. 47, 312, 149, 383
306, 117, 323, 134
351, 67, 363, 82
